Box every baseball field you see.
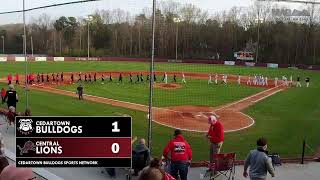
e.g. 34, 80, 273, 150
0, 61, 319, 161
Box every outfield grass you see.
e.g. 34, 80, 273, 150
0, 61, 319, 160
58, 79, 264, 107
0, 61, 316, 79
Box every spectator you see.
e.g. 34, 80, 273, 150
243, 138, 275, 180
138, 158, 175, 180
206, 115, 224, 163
6, 106, 18, 126
4, 84, 18, 109
0, 164, 34, 180
133, 138, 150, 176
24, 108, 32, 116
163, 129, 192, 180
1, 88, 6, 104
76, 84, 84, 100
0, 133, 9, 174
104, 137, 137, 179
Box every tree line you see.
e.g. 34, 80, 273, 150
0, 0, 320, 65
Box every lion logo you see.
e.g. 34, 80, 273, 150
17, 141, 36, 155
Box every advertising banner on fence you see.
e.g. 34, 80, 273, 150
35, 57, 47, 62
15, 57, 25, 62
224, 61, 235, 66
0, 57, 7, 62
245, 62, 255, 67
54, 57, 64, 61
168, 59, 183, 63
267, 63, 279, 68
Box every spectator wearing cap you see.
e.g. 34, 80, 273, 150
4, 85, 18, 109
206, 115, 224, 163
243, 137, 275, 180
163, 129, 192, 180
132, 138, 150, 176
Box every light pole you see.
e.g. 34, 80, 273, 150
23, 0, 29, 109
255, 10, 261, 63
1, 36, 4, 54
31, 36, 34, 57
147, 0, 156, 154
173, 17, 181, 61
87, 15, 93, 60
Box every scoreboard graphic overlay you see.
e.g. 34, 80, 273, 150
15, 116, 132, 168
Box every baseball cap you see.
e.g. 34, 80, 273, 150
174, 129, 182, 136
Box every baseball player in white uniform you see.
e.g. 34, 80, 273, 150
222, 74, 227, 85
215, 74, 218, 84
182, 73, 186, 84
237, 75, 241, 85
208, 74, 212, 84
296, 76, 302, 87
265, 76, 268, 86
164, 72, 168, 84
283, 76, 288, 86
247, 76, 252, 85
274, 77, 278, 86
253, 75, 257, 85
261, 76, 265, 86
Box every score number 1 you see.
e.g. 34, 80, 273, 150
111, 121, 120, 154
112, 121, 120, 132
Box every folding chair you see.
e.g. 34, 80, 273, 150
203, 153, 236, 180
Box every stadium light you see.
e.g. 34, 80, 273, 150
173, 17, 181, 61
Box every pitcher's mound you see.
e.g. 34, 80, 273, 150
154, 83, 182, 90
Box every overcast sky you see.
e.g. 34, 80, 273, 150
0, 0, 304, 25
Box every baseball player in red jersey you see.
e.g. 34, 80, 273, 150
7, 74, 12, 85
15, 74, 20, 84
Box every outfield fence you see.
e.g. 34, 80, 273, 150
1, 55, 320, 71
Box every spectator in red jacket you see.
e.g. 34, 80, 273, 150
207, 115, 224, 163
7, 74, 12, 85
1, 88, 5, 104
163, 129, 192, 180
15, 74, 20, 85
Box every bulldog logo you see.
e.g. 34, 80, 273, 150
18, 119, 33, 135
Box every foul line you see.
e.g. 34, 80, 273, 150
252, 89, 284, 103
215, 85, 284, 111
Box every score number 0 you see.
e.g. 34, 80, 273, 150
111, 121, 120, 154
